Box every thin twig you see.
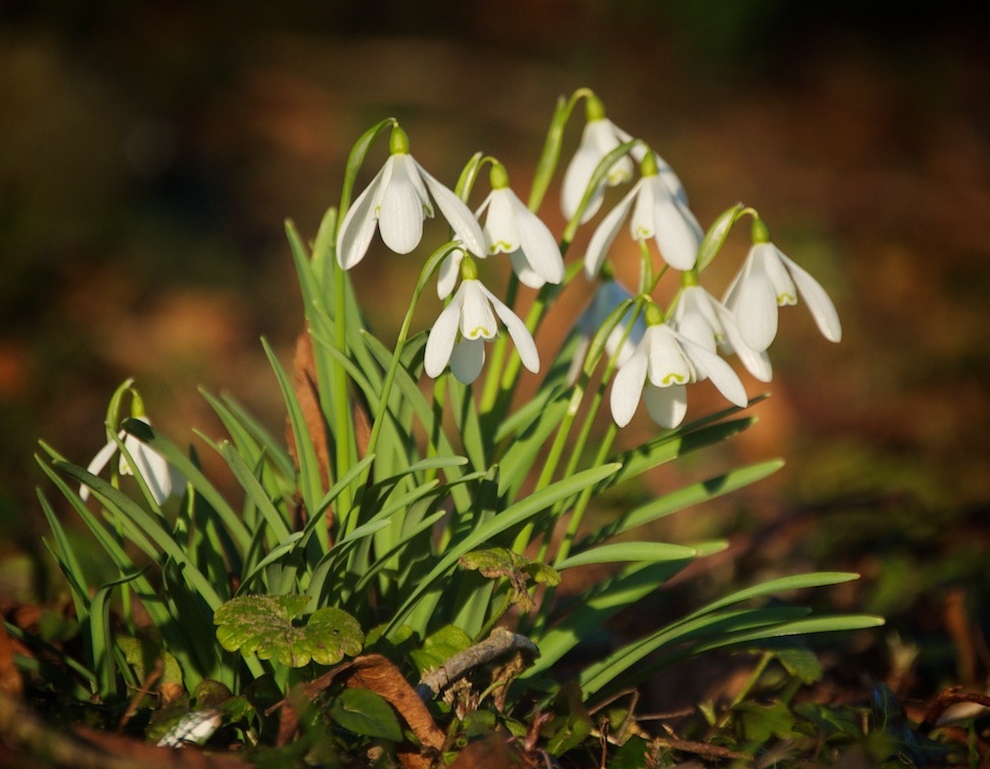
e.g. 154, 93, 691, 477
416, 626, 539, 700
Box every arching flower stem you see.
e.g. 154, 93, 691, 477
527, 87, 596, 213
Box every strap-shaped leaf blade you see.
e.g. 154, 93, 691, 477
384, 462, 620, 637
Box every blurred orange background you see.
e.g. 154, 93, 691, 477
2, 1, 989, 691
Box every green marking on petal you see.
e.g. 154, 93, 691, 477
661, 373, 688, 386
489, 240, 513, 254
465, 325, 494, 339
777, 292, 798, 306
608, 168, 631, 184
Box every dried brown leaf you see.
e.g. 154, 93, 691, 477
343, 655, 445, 751
288, 328, 331, 494
0, 623, 22, 697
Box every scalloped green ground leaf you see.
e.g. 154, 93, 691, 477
460, 547, 560, 612
214, 595, 363, 667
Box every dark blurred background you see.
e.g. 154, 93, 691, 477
3, 1, 990, 700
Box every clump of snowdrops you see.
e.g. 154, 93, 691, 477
31, 88, 881, 765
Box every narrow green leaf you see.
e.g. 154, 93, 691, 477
384, 463, 621, 637
682, 572, 863, 621
497, 394, 571, 497
217, 441, 292, 544
605, 417, 756, 490
37, 489, 90, 622
339, 118, 396, 218
580, 460, 783, 548
555, 542, 696, 571
55, 462, 225, 610
527, 558, 696, 677
261, 339, 325, 524
119, 418, 252, 553
91, 571, 145, 699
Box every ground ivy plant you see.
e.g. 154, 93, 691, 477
30, 88, 882, 765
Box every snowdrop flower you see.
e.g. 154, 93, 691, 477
336, 125, 486, 270
610, 303, 748, 429
437, 162, 564, 298
561, 95, 690, 226
671, 273, 772, 383
567, 277, 646, 385
425, 256, 539, 384
561, 104, 634, 225
723, 220, 842, 353
80, 417, 181, 505
584, 151, 703, 279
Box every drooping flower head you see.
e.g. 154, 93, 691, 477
584, 151, 703, 279
610, 301, 748, 429
561, 95, 634, 225
437, 162, 564, 298
723, 218, 842, 353
425, 255, 539, 385
561, 95, 692, 230
79, 389, 182, 505
336, 125, 486, 270
671, 269, 772, 383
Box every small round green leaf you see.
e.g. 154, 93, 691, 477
214, 595, 363, 668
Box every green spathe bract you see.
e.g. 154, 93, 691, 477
34, 88, 880, 762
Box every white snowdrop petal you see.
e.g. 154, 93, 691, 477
420, 165, 487, 257
129, 443, 172, 505
653, 152, 689, 205
483, 190, 519, 254
584, 186, 637, 278
733, 252, 779, 352
156, 709, 223, 748
561, 145, 604, 223
509, 250, 546, 289
482, 284, 540, 374
336, 164, 388, 269
676, 307, 717, 354
378, 167, 425, 254
436, 249, 464, 299
759, 243, 796, 305
450, 339, 486, 384
779, 252, 843, 343
643, 383, 687, 428
591, 121, 634, 186
645, 326, 692, 388
652, 195, 700, 271
561, 119, 631, 224
605, 321, 641, 367
510, 195, 564, 284
630, 177, 656, 240
459, 281, 498, 340
610, 347, 648, 427
424, 291, 464, 377
678, 335, 749, 408
715, 302, 774, 382
80, 437, 120, 501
